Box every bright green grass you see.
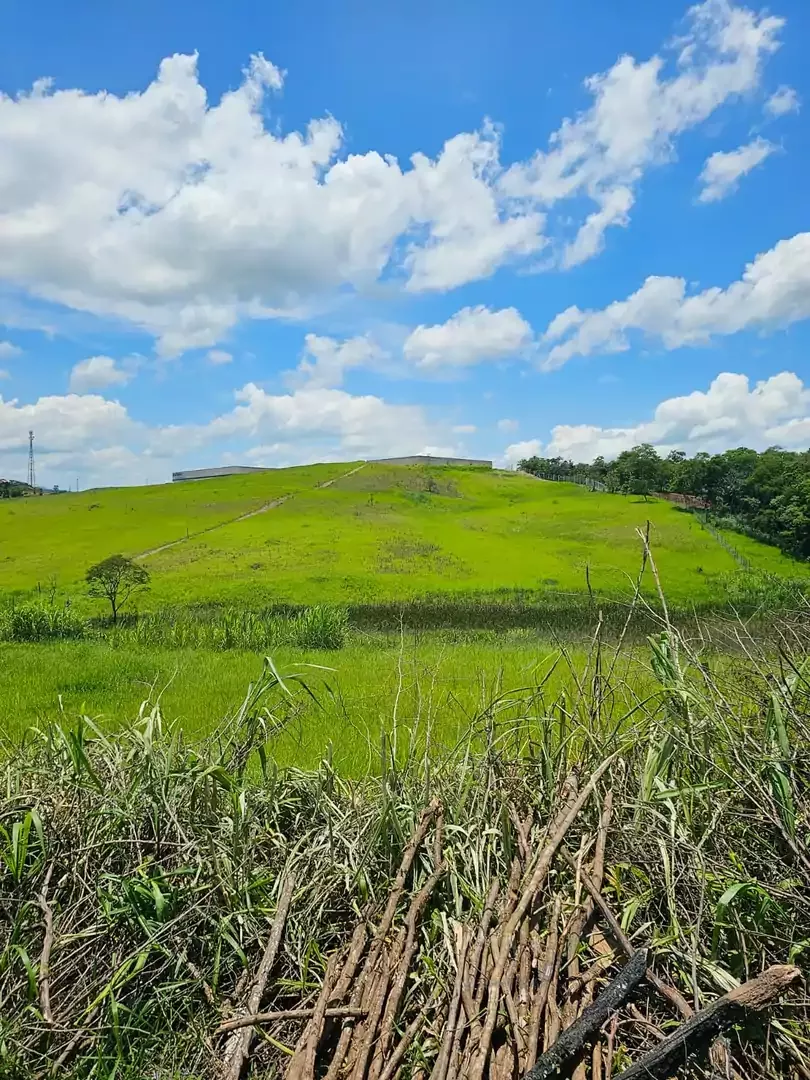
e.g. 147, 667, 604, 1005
140, 465, 791, 607
0, 462, 351, 595
716, 525, 810, 575
0, 636, 649, 771
2, 463, 806, 611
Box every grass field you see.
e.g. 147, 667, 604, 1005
3, 462, 806, 613
0, 461, 350, 597
1, 635, 642, 770
4, 616, 809, 1079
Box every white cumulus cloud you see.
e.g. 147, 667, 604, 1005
501, 0, 784, 264
697, 136, 775, 202
0, 57, 545, 354
497, 418, 520, 433
543, 231, 810, 368
765, 85, 800, 116
69, 355, 134, 392
206, 349, 233, 366
543, 371, 810, 460
0, 380, 457, 487
289, 333, 386, 390
0, 1, 787, 353
403, 305, 533, 371
499, 439, 544, 468
0, 341, 22, 360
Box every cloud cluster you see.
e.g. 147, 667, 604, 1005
0, 381, 458, 487
543, 231, 810, 367
69, 355, 135, 392
502, 370, 810, 463
697, 137, 775, 202
0, 58, 543, 355
206, 349, 233, 366
0, 341, 22, 360
502, 0, 784, 264
290, 334, 386, 389
0, 1, 787, 353
403, 306, 533, 370
765, 85, 800, 116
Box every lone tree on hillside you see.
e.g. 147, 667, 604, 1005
86, 555, 150, 624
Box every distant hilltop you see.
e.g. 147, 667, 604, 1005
172, 455, 493, 482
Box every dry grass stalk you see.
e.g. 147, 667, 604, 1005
429, 928, 469, 1080
525, 894, 561, 1072
37, 863, 55, 1026
217, 1007, 367, 1036
561, 847, 693, 1022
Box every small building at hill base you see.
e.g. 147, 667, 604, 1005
173, 455, 492, 482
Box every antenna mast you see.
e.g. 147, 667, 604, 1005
27, 430, 36, 490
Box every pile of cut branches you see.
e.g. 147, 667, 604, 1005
3, 621, 810, 1078
216, 781, 801, 1080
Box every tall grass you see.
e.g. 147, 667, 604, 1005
0, 600, 85, 642
2, 613, 810, 1077
114, 604, 349, 651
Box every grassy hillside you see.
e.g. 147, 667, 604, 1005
141, 463, 806, 607
0, 461, 350, 595
1, 461, 806, 610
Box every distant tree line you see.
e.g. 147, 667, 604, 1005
0, 479, 31, 498
518, 444, 810, 560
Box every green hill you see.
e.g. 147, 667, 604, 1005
1, 461, 806, 612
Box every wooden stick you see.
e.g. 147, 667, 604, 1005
300, 953, 340, 1080
616, 965, 801, 1079
605, 1015, 617, 1080
470, 756, 616, 1080
572, 793, 614, 1080
429, 929, 470, 1080
37, 864, 55, 1026
348, 948, 393, 1080
216, 1007, 368, 1036
561, 848, 693, 1022
524, 949, 649, 1080
222, 873, 296, 1079
525, 896, 561, 1072
462, 878, 499, 1028
325, 806, 438, 1080
378, 1002, 432, 1080
332, 923, 370, 1002
369, 818, 446, 1080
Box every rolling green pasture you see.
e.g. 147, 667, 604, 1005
0, 462, 349, 595
0, 635, 643, 770
2, 462, 807, 613
141, 464, 780, 606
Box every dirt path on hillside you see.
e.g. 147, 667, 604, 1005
134, 461, 366, 562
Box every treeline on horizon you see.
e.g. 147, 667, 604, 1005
518, 443, 810, 560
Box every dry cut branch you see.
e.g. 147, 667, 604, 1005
616, 965, 802, 1080
222, 874, 296, 1080
523, 948, 649, 1080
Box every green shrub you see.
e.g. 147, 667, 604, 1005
719, 569, 806, 610
287, 605, 348, 649
0, 601, 85, 642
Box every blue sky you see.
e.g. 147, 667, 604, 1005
0, 0, 808, 487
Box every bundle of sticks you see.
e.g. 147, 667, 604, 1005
215, 773, 800, 1080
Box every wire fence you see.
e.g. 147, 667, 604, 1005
530, 471, 752, 570
693, 513, 752, 570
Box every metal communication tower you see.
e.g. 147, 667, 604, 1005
27, 430, 35, 490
